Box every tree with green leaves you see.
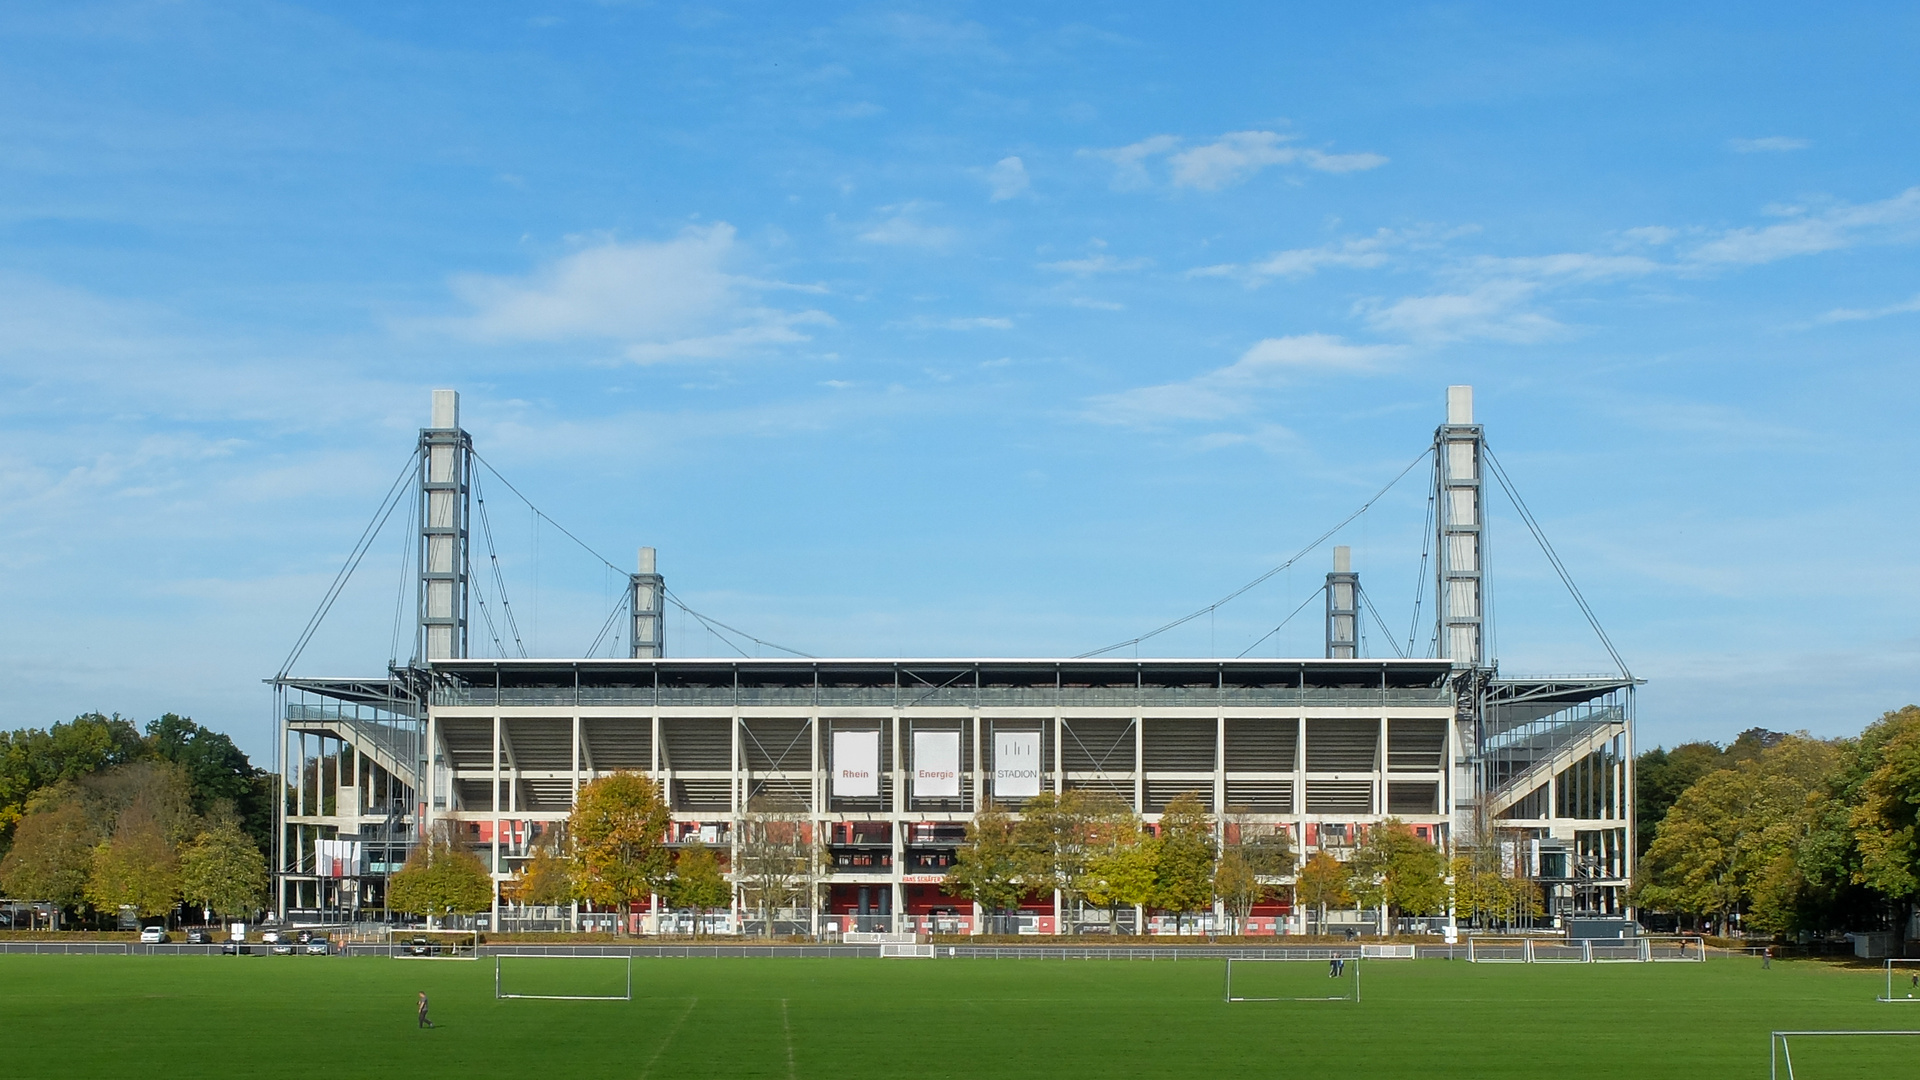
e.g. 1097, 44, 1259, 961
146, 714, 273, 854
1295, 851, 1352, 936
510, 826, 575, 909
1849, 707, 1920, 913
85, 797, 183, 918
947, 804, 1024, 932
1150, 792, 1216, 935
566, 772, 673, 933
387, 830, 493, 924
1347, 818, 1448, 932
1012, 789, 1127, 934
1080, 827, 1159, 935
1636, 736, 1840, 935
670, 840, 730, 939
179, 815, 268, 920
0, 786, 102, 913
0, 713, 146, 850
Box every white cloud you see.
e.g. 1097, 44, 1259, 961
1167, 131, 1300, 190
857, 202, 959, 248
1460, 252, 1662, 282
439, 223, 831, 362
1040, 253, 1149, 274
1195, 232, 1396, 281
983, 156, 1029, 201
892, 315, 1015, 331
1687, 187, 1920, 265
1729, 136, 1810, 153
1087, 130, 1386, 191
1086, 134, 1181, 190
1086, 334, 1400, 425
1358, 281, 1563, 345
1621, 225, 1678, 246
1819, 292, 1920, 323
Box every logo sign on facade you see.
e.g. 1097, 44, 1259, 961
832, 729, 880, 799
912, 730, 962, 799
993, 730, 1041, 799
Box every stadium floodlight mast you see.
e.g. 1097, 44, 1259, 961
1879, 959, 1920, 1002
494, 955, 634, 1001
1223, 957, 1360, 1003
1769, 1031, 1920, 1079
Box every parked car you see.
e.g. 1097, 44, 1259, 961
185, 928, 212, 944
220, 940, 252, 955
304, 937, 331, 956
408, 936, 431, 957
139, 926, 170, 944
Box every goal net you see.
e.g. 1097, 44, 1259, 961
1880, 960, 1920, 1002
1644, 935, 1706, 962
494, 955, 633, 1001
388, 930, 479, 960
1770, 1030, 1920, 1078
1465, 936, 1530, 963
1223, 957, 1359, 1002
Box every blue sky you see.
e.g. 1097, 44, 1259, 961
2, 3, 1917, 761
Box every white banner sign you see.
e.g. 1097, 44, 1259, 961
314, 839, 361, 878
993, 730, 1042, 799
832, 729, 880, 799
913, 730, 962, 799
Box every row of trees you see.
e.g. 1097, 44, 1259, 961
944, 788, 1466, 934
391, 773, 745, 934
0, 760, 268, 921
1633, 706, 1920, 937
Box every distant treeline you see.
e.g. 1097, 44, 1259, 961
0, 714, 273, 925
1631, 706, 1920, 937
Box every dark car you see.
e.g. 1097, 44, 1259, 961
407, 936, 431, 957
185, 928, 213, 945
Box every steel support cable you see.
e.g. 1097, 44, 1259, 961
1356, 584, 1407, 659
1235, 584, 1327, 659
1406, 459, 1437, 658
471, 451, 625, 577
663, 587, 815, 659
279, 449, 420, 677
472, 470, 527, 656
1481, 445, 1631, 679
1078, 446, 1434, 659
473, 450, 815, 660
387, 478, 418, 668
585, 589, 629, 657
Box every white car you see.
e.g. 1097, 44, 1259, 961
139, 926, 169, 944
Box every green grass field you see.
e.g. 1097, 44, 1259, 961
1, 953, 1912, 1078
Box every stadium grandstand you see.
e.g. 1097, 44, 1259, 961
271, 386, 1635, 936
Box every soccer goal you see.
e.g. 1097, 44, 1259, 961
1769, 1030, 1920, 1078
1223, 957, 1359, 1002
1878, 959, 1920, 1002
1644, 935, 1706, 962
494, 955, 633, 1001
1465, 936, 1530, 963
388, 929, 479, 960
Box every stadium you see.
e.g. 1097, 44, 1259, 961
271, 386, 1635, 937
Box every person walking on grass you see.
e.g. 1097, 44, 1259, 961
418, 991, 434, 1028
1763, 947, 1772, 969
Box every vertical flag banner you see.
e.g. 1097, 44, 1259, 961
832, 729, 881, 798
913, 730, 962, 799
994, 730, 1042, 799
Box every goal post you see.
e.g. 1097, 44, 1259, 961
387, 929, 480, 960
494, 955, 634, 1001
1223, 957, 1359, 1003
1880, 959, 1920, 1002
1770, 1030, 1920, 1079
1644, 935, 1706, 962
